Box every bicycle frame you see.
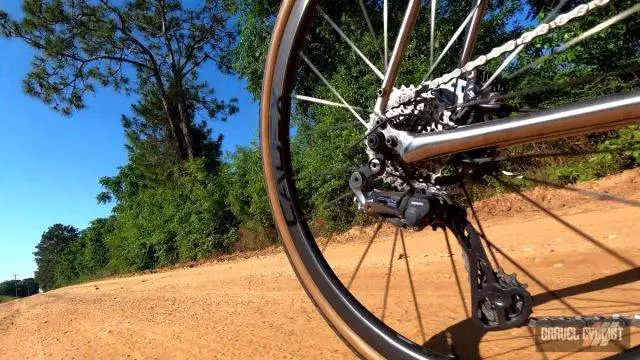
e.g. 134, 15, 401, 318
373, 0, 640, 164
389, 92, 640, 163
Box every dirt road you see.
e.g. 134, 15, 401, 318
2, 170, 640, 359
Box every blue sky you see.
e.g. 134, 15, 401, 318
0, 2, 259, 282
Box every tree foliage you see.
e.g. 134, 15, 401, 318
232, 0, 640, 231
34, 224, 80, 291
0, 278, 39, 298
0, 0, 239, 159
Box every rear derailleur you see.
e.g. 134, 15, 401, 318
349, 159, 532, 330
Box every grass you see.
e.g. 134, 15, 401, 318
0, 295, 17, 303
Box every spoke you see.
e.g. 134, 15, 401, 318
424, 5, 478, 80
539, 304, 640, 310
482, 44, 524, 90
492, 175, 638, 268
399, 228, 426, 343
319, 191, 353, 209
300, 53, 367, 127
507, 3, 640, 80
444, 229, 469, 318
572, 296, 640, 306
482, 0, 570, 90
383, 0, 388, 68
482, 333, 542, 342
558, 2, 640, 52
321, 232, 335, 253
299, 121, 358, 135
531, 268, 640, 309
381, 227, 399, 321
459, 0, 488, 66
429, 0, 436, 70
504, 173, 640, 208
483, 342, 548, 360
375, 0, 422, 114
357, 0, 385, 69
294, 94, 369, 112
460, 177, 501, 269
306, 191, 354, 220
306, 192, 357, 246
347, 220, 384, 288
319, 10, 385, 80
480, 235, 584, 315
296, 165, 355, 181
464, 145, 640, 165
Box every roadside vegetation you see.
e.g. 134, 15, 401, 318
0, 278, 39, 300
0, 296, 16, 304
1, 0, 638, 291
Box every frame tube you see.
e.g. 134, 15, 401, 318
375, 0, 422, 114
460, 0, 488, 66
395, 92, 640, 163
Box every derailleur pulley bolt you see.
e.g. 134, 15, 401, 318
385, 135, 398, 148
350, 172, 364, 188
366, 131, 385, 152
369, 159, 381, 174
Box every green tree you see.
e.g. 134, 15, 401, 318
232, 0, 525, 230
94, 88, 236, 271
100, 158, 236, 271
0, 0, 238, 160
225, 143, 272, 229
33, 224, 80, 291
223, 143, 278, 248
0, 278, 39, 297
76, 217, 113, 278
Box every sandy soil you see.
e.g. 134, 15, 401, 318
2, 170, 640, 360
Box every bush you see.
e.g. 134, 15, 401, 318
549, 127, 640, 185
104, 158, 238, 272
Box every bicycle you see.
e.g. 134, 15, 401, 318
259, 0, 640, 358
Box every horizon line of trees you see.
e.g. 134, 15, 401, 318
0, 278, 39, 298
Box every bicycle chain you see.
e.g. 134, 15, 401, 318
376, 0, 611, 191
386, 0, 611, 110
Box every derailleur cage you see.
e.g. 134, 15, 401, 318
448, 217, 532, 330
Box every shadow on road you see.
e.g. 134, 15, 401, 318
423, 267, 640, 359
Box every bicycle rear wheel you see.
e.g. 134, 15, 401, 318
260, 0, 640, 358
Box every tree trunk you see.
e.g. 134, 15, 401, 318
177, 101, 196, 159
160, 97, 190, 160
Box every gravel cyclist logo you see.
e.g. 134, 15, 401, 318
581, 322, 624, 347
534, 318, 631, 352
